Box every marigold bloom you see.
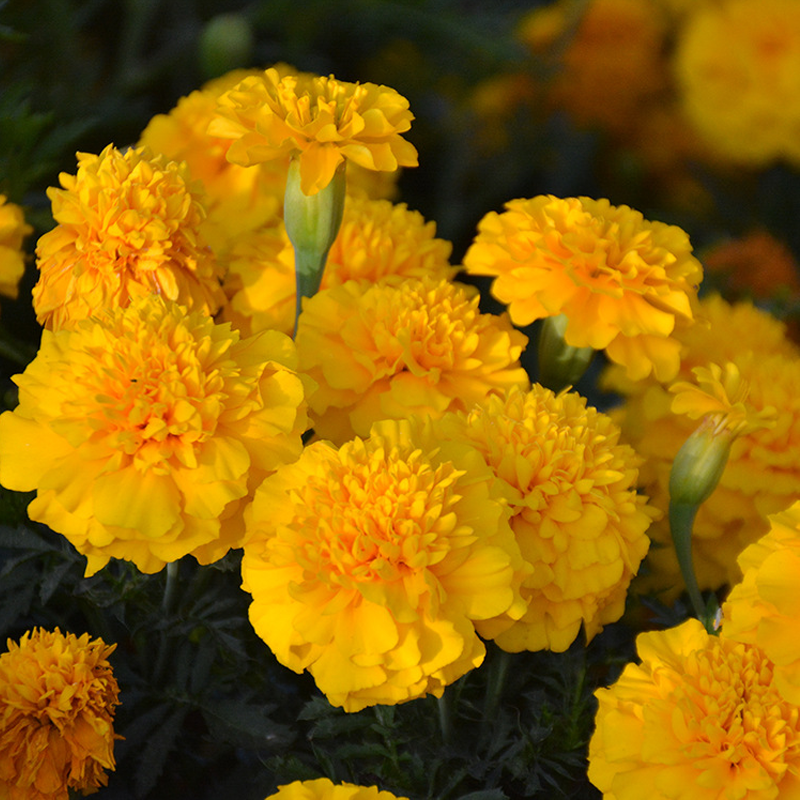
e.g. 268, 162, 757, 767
242, 416, 526, 712
723, 501, 800, 705
463, 195, 703, 382
210, 67, 418, 195
518, 0, 669, 134
589, 618, 800, 800
266, 778, 408, 800
0, 627, 121, 800
675, 0, 800, 167
222, 195, 456, 336
442, 385, 655, 652
0, 195, 32, 300
704, 230, 800, 301
296, 276, 530, 444
33, 144, 225, 330
0, 295, 311, 575
605, 295, 800, 596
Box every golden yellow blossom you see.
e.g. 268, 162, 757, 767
442, 385, 655, 652
518, 0, 669, 135
242, 415, 526, 712
0, 195, 32, 300
296, 276, 530, 444
222, 194, 456, 337
589, 618, 800, 800
0, 627, 120, 800
33, 144, 225, 331
210, 67, 418, 195
266, 778, 408, 800
723, 501, 800, 705
0, 295, 311, 575
605, 295, 800, 596
463, 195, 703, 382
675, 0, 800, 167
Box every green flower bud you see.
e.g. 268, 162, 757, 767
284, 158, 347, 334
537, 314, 595, 392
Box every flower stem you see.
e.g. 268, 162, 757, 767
481, 647, 512, 735
162, 560, 179, 616
437, 691, 453, 747
669, 500, 713, 630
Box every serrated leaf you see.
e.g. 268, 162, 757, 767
201, 699, 292, 750
39, 558, 77, 605
456, 792, 509, 800
135, 707, 188, 799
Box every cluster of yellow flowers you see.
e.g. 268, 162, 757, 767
4, 46, 800, 799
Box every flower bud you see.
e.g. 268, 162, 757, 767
537, 313, 595, 392
284, 158, 347, 332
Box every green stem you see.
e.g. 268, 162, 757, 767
481, 647, 512, 738
437, 691, 453, 747
293, 247, 330, 337
162, 560, 179, 616
669, 500, 711, 628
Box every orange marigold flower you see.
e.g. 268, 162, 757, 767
0, 195, 32, 300
518, 0, 669, 135
704, 230, 800, 301
33, 144, 225, 331
267, 778, 408, 800
589, 618, 800, 800
210, 67, 418, 195
605, 295, 800, 597
0, 627, 121, 800
723, 501, 800, 705
675, 0, 800, 167
242, 415, 526, 712
0, 295, 312, 575
462, 195, 703, 382
442, 385, 655, 652
221, 194, 456, 337
296, 276, 530, 444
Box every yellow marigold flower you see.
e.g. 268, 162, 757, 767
296, 276, 530, 445
462, 195, 703, 382
139, 67, 290, 255
266, 778, 408, 800
0, 295, 311, 575
33, 144, 225, 331
242, 415, 526, 712
222, 194, 456, 337
589, 618, 800, 800
0, 627, 121, 800
675, 0, 800, 167
209, 67, 418, 195
518, 0, 669, 135
723, 501, 800, 705
442, 385, 655, 652
0, 195, 32, 300
605, 295, 800, 596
